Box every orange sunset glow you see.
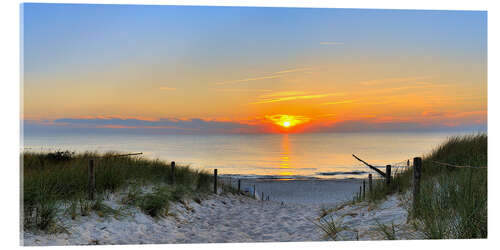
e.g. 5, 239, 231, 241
269, 115, 309, 128
22, 5, 486, 135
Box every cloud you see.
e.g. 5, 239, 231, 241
215, 88, 272, 93
159, 87, 176, 91
316, 114, 337, 118
358, 84, 450, 97
321, 100, 355, 105
251, 92, 345, 104
264, 114, 311, 125
360, 76, 428, 86
444, 110, 487, 119
259, 91, 309, 98
214, 75, 281, 85
23, 109, 487, 135
273, 67, 314, 74
421, 111, 446, 117
213, 67, 316, 85
320, 42, 344, 45
310, 120, 486, 133
23, 117, 270, 135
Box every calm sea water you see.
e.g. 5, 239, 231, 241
22, 132, 464, 179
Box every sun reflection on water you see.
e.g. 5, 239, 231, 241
279, 134, 291, 171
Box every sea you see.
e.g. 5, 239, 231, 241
22, 131, 472, 180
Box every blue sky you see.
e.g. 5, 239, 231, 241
22, 3, 487, 134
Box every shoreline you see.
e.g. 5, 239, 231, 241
228, 178, 365, 206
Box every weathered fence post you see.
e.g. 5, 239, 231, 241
363, 180, 366, 198
88, 158, 95, 200
359, 186, 362, 200
368, 174, 372, 191
237, 179, 241, 193
170, 161, 175, 184
262, 192, 264, 201
253, 184, 256, 198
214, 169, 218, 194
413, 157, 422, 210
386, 165, 391, 185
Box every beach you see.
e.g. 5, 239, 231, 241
23, 178, 417, 245
231, 178, 365, 205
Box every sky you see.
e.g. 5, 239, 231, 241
21, 3, 487, 134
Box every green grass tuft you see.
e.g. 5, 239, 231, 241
311, 215, 346, 240
356, 133, 487, 239
22, 151, 215, 230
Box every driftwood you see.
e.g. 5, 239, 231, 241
352, 154, 386, 178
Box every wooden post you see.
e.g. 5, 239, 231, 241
88, 159, 95, 200
253, 184, 256, 198
362, 180, 366, 198
262, 192, 264, 201
170, 161, 175, 185
386, 165, 391, 185
368, 174, 373, 192
413, 157, 422, 209
237, 179, 241, 193
359, 186, 362, 200
214, 169, 218, 194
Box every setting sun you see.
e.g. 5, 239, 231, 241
265, 114, 311, 130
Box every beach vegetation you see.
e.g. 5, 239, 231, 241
312, 215, 346, 240
22, 151, 215, 231
376, 221, 397, 240
137, 188, 172, 217
358, 134, 487, 239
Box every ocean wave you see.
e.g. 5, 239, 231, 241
316, 170, 367, 176
219, 174, 317, 180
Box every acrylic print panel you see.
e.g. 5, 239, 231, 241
21, 2, 487, 246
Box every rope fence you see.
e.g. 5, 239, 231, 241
83, 151, 486, 204
99, 152, 143, 158
430, 160, 487, 169
352, 155, 488, 211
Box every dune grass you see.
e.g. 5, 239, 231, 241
22, 151, 214, 232
412, 134, 487, 239
359, 133, 487, 239
318, 133, 487, 240
311, 215, 347, 240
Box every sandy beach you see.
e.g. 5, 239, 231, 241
235, 178, 365, 205
23, 179, 419, 245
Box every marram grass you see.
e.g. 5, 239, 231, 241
358, 133, 487, 239
22, 151, 214, 232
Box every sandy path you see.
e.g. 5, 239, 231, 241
168, 194, 324, 243
236, 179, 362, 205
23, 194, 324, 245
23, 182, 420, 245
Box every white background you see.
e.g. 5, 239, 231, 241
1, 0, 497, 249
